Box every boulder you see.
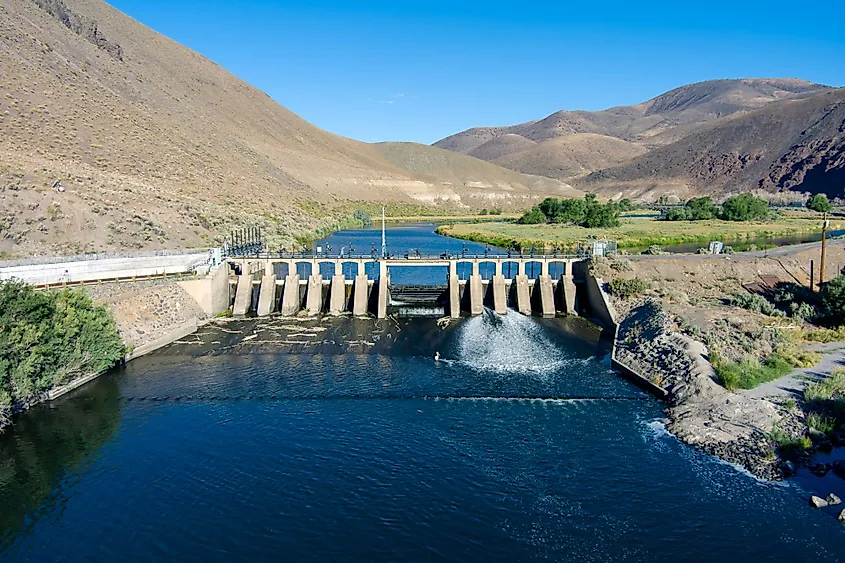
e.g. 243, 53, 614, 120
827, 493, 842, 506
810, 495, 828, 509
809, 463, 831, 477
839, 509, 845, 522
781, 460, 797, 477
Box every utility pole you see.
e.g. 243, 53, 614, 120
381, 206, 387, 259
820, 211, 829, 290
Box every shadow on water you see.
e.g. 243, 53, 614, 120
0, 377, 121, 549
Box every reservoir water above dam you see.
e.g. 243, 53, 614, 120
2, 224, 844, 561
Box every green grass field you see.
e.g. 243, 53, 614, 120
435, 212, 842, 251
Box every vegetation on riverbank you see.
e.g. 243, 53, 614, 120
0, 282, 124, 429
436, 211, 841, 251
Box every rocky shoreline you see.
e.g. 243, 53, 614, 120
614, 299, 797, 480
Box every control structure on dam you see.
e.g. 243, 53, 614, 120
226, 254, 586, 319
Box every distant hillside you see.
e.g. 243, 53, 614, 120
433, 79, 832, 184
577, 88, 845, 201
373, 142, 579, 202
0, 0, 562, 256
493, 134, 647, 181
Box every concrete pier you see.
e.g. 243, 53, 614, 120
352, 274, 369, 316
305, 274, 323, 316
233, 274, 252, 317
280, 273, 300, 316
492, 274, 507, 314
469, 274, 483, 316
329, 274, 346, 315
560, 274, 577, 315
515, 275, 531, 315
448, 274, 460, 318
256, 273, 277, 316
538, 275, 555, 318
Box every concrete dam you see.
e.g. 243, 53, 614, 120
227, 255, 590, 319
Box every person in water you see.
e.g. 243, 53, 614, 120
434, 351, 440, 362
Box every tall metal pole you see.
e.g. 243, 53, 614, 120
381, 206, 387, 259
820, 211, 829, 289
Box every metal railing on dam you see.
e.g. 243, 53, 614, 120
226, 255, 586, 320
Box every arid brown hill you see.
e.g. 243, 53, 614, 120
577, 88, 845, 201
434, 79, 831, 182
0, 0, 574, 256
492, 134, 647, 181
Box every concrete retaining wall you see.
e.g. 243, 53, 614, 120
178, 265, 230, 317
0, 252, 210, 286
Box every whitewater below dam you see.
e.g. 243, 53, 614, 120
1, 224, 844, 560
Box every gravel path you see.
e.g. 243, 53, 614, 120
742, 343, 845, 400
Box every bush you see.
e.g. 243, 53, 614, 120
713, 353, 793, 390
0, 282, 124, 427
607, 277, 649, 299
730, 292, 781, 316
790, 302, 817, 321
643, 244, 664, 255
821, 273, 845, 323
353, 209, 372, 227
662, 196, 719, 221
610, 260, 632, 272
804, 368, 845, 402
805, 326, 845, 343
479, 208, 488, 215
616, 198, 633, 212
806, 413, 837, 434
768, 424, 813, 453
517, 206, 546, 224
719, 193, 771, 222
490, 208, 503, 216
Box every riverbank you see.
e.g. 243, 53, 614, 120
435, 212, 844, 251
603, 242, 845, 481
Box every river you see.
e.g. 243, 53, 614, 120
1, 224, 844, 561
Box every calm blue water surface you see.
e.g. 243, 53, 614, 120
1, 225, 844, 561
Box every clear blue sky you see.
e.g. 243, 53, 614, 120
110, 0, 844, 144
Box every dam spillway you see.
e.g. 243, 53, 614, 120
226, 255, 583, 319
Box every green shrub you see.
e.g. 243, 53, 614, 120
806, 412, 837, 434
805, 326, 845, 343
730, 292, 780, 316
768, 424, 813, 453
610, 260, 632, 272
607, 277, 649, 299
713, 353, 793, 390
804, 368, 845, 402
479, 208, 488, 215
0, 282, 124, 427
517, 206, 547, 224
719, 193, 772, 222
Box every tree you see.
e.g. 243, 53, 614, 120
663, 207, 689, 221
616, 198, 633, 212
479, 208, 488, 216
685, 196, 718, 220
719, 193, 771, 222
582, 202, 620, 228
807, 194, 833, 214
517, 206, 547, 224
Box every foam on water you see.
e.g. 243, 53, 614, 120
454, 310, 575, 376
